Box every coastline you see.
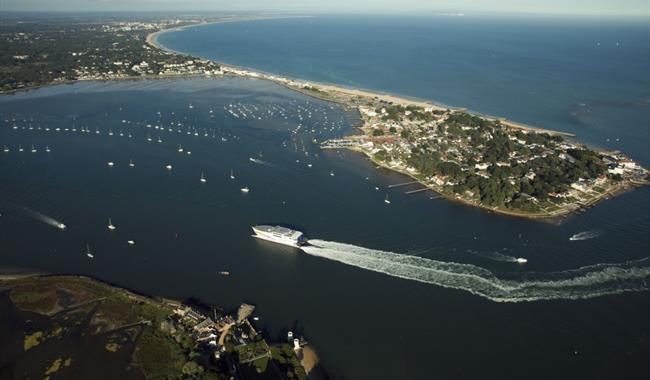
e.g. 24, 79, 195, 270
145, 18, 648, 220
145, 18, 576, 138
3, 17, 644, 221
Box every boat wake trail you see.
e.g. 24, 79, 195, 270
466, 249, 520, 263
303, 240, 650, 302
570, 230, 603, 241
249, 157, 275, 167
1, 202, 66, 230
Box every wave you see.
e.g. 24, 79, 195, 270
570, 230, 603, 241
303, 240, 650, 303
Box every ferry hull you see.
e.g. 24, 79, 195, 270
251, 234, 302, 248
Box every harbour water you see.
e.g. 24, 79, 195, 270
2, 15, 650, 380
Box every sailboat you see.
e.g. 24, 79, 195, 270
18, 145, 24, 152
3, 145, 9, 153
200, 173, 207, 183
108, 218, 116, 230
128, 158, 135, 168
45, 146, 51, 153
230, 169, 235, 179
31, 145, 37, 153
384, 195, 391, 204
86, 244, 94, 259
178, 144, 184, 153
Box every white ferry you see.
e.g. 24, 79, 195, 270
251, 225, 306, 248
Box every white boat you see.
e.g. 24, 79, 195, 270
384, 195, 391, 204
31, 145, 37, 153
252, 225, 305, 248
3, 146, 9, 153
107, 161, 114, 167
241, 187, 250, 193
57, 223, 66, 230
178, 144, 184, 153
165, 164, 173, 171
330, 171, 335, 176
18, 145, 24, 152
129, 158, 135, 168
86, 244, 94, 259
108, 218, 116, 230
230, 169, 235, 179
200, 173, 207, 183
516, 257, 528, 264
127, 240, 136, 245
45, 146, 51, 153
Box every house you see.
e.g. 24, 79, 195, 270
194, 317, 215, 332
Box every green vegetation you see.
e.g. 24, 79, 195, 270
270, 344, 307, 380
349, 104, 650, 217
1, 17, 219, 92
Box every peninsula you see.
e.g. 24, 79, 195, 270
2, 14, 647, 219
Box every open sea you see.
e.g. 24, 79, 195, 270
2, 15, 650, 379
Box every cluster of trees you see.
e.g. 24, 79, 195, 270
392, 129, 608, 211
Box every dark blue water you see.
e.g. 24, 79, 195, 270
1, 77, 649, 380
158, 15, 650, 166
1, 15, 649, 380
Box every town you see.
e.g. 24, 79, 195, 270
321, 104, 648, 218
1, 16, 229, 91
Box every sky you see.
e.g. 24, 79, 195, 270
1, 0, 649, 17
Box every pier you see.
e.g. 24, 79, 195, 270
388, 181, 420, 188
405, 188, 432, 195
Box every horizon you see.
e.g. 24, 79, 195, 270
1, 0, 649, 18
